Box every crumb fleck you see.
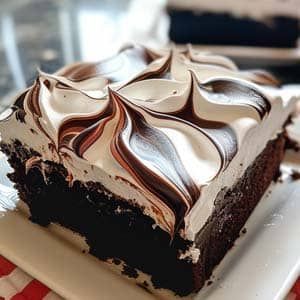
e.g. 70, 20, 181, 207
122, 264, 138, 279
291, 169, 300, 181
136, 282, 151, 294
277, 177, 284, 183
285, 136, 300, 152
207, 280, 213, 286
82, 249, 86, 254
241, 228, 247, 234
112, 258, 121, 265
143, 281, 149, 287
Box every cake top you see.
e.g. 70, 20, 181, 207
1, 45, 294, 237
168, 0, 300, 19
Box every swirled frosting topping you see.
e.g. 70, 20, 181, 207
15, 45, 277, 236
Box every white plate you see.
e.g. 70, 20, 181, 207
0, 139, 299, 299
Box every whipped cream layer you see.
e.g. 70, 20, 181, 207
0, 45, 297, 241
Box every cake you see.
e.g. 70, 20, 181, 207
0, 45, 297, 296
168, 0, 300, 48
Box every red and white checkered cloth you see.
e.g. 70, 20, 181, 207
0, 256, 61, 300
0, 254, 299, 299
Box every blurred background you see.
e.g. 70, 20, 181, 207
0, 0, 299, 111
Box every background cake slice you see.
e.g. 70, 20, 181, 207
0, 45, 297, 296
168, 0, 299, 48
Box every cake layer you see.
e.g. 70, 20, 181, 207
168, 0, 300, 47
168, 11, 299, 47
0, 131, 286, 296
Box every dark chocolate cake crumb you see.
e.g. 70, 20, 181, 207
207, 280, 213, 286
30, 128, 37, 135
285, 135, 300, 152
112, 258, 121, 265
291, 169, 300, 181
82, 249, 86, 254
241, 228, 247, 235
277, 176, 284, 183
143, 281, 149, 287
136, 282, 152, 294
122, 264, 139, 279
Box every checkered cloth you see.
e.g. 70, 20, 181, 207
0, 256, 62, 300
0, 255, 299, 299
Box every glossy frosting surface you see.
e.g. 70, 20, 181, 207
0, 45, 296, 239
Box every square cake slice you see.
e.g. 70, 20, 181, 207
0, 45, 297, 297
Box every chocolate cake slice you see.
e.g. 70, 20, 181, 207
0, 45, 297, 297
168, 0, 299, 48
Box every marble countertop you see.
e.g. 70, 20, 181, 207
0, 0, 299, 111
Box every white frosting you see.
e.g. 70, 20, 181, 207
186, 88, 297, 240
0, 46, 298, 255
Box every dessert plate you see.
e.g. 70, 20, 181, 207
0, 112, 299, 300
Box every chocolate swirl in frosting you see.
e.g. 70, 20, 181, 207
109, 89, 200, 233
17, 44, 277, 235
57, 45, 155, 83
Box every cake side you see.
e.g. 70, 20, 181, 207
0, 130, 286, 296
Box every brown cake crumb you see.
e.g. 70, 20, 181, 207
122, 264, 138, 279
285, 136, 300, 152
277, 176, 284, 183
143, 281, 149, 287
112, 258, 121, 265
241, 228, 247, 234
136, 281, 151, 294
207, 280, 213, 286
30, 128, 37, 134
291, 169, 300, 181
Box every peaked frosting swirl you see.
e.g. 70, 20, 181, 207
15, 44, 276, 235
